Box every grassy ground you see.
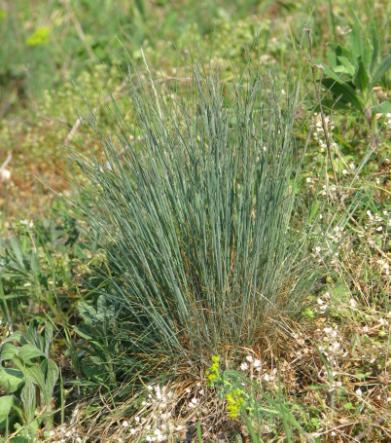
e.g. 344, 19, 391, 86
0, 0, 390, 442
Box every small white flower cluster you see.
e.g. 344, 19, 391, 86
239, 354, 262, 373
306, 176, 314, 185
145, 427, 172, 443
318, 326, 347, 365
312, 245, 328, 264
48, 426, 84, 443
327, 225, 344, 244
239, 355, 278, 387
48, 406, 85, 442
341, 162, 355, 176
143, 385, 176, 442
185, 382, 204, 410
291, 332, 306, 347
378, 317, 388, 327
365, 210, 389, 234
319, 183, 338, 198
312, 113, 335, 153
291, 332, 310, 361
131, 383, 202, 442
376, 112, 391, 129
312, 113, 358, 179
336, 25, 351, 36
261, 368, 278, 383
376, 258, 390, 278
317, 292, 330, 314
20, 219, 34, 228
0, 168, 11, 182
145, 384, 174, 405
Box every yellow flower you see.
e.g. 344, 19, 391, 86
225, 388, 245, 419
26, 27, 50, 46
206, 354, 220, 384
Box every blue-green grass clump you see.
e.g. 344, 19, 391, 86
81, 72, 318, 375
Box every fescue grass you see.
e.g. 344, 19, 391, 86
79, 71, 319, 375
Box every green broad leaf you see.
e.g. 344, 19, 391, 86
0, 394, 14, 423
23, 366, 46, 395
42, 359, 59, 403
72, 325, 93, 341
9, 237, 25, 270
320, 63, 361, 108
371, 54, 391, 86
334, 65, 352, 75
322, 77, 363, 111
29, 252, 39, 276
349, 16, 364, 61
354, 57, 369, 91
0, 343, 19, 361
18, 344, 45, 363
2, 331, 23, 343
0, 367, 24, 393
20, 377, 36, 424
43, 323, 54, 356
329, 44, 354, 67
77, 302, 99, 325
371, 101, 391, 114
321, 63, 346, 83
326, 48, 338, 69
13, 420, 40, 443
335, 56, 356, 76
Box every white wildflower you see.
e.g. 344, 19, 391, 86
240, 362, 249, 371
188, 397, 199, 408
253, 358, 261, 369
0, 168, 11, 181
20, 219, 34, 228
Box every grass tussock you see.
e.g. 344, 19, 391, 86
79, 72, 319, 375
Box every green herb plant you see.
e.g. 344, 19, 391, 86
320, 16, 391, 120
0, 320, 59, 442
